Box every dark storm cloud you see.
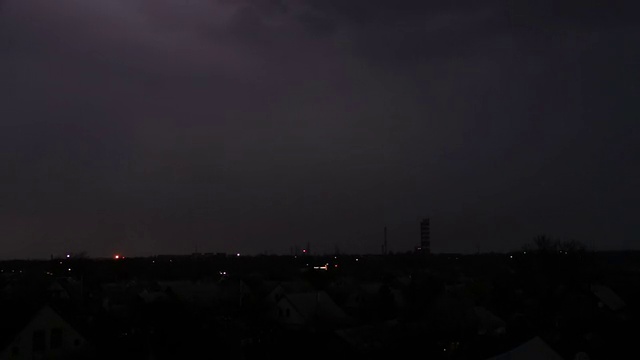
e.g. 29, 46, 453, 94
1, 0, 638, 258
302, 0, 640, 63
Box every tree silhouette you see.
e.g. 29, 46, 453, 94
524, 235, 587, 254
533, 234, 558, 253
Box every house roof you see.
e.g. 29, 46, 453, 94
138, 289, 167, 303
217, 279, 251, 296
335, 320, 399, 351
48, 280, 67, 293
0, 302, 89, 353
282, 291, 351, 325
158, 280, 220, 304
474, 306, 506, 334
394, 276, 411, 287
590, 284, 626, 311
0, 300, 45, 350
485, 336, 564, 360
257, 280, 315, 299
276, 280, 315, 294
359, 283, 383, 295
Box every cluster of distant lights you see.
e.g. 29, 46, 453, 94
510, 252, 527, 259
312, 262, 340, 271
3, 251, 355, 275
127, 253, 242, 261
509, 250, 570, 259
312, 255, 343, 270
295, 252, 358, 261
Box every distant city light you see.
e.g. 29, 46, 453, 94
237, 253, 240, 257
66, 254, 70, 258
510, 255, 513, 259
356, 258, 359, 262
302, 249, 307, 253
114, 255, 120, 260
67, 268, 71, 271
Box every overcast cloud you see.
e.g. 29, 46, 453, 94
1, 0, 638, 258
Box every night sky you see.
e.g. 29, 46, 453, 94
1, 0, 638, 259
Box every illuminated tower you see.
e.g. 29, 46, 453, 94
418, 218, 431, 254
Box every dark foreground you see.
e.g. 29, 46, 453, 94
0, 250, 638, 359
